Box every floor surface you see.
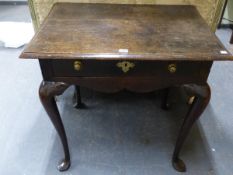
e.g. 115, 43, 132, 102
0, 4, 233, 175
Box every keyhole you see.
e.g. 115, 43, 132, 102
125, 63, 128, 67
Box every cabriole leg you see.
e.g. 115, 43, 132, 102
39, 81, 70, 171
172, 83, 211, 172
73, 85, 86, 109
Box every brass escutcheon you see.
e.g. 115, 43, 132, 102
168, 63, 177, 73
74, 61, 82, 71
116, 61, 135, 73
188, 96, 195, 105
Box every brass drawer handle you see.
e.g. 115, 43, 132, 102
116, 61, 135, 73
168, 63, 177, 73
74, 61, 82, 71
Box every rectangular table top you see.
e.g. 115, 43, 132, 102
20, 3, 233, 61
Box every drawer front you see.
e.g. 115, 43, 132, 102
52, 60, 212, 79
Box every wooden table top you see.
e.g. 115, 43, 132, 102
20, 3, 232, 61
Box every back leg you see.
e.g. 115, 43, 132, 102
161, 88, 172, 110
73, 85, 86, 109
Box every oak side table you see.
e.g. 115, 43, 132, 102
20, 3, 233, 172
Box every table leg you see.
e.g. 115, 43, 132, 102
161, 88, 172, 110
73, 85, 86, 109
39, 81, 71, 171
230, 30, 233, 44
172, 83, 211, 172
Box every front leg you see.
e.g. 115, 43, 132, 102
39, 81, 70, 171
172, 83, 211, 172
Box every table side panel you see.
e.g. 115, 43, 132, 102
38, 60, 213, 92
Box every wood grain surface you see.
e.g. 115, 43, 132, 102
20, 3, 232, 61
29, 0, 225, 32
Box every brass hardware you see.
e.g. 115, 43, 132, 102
168, 64, 177, 73
117, 61, 135, 73
188, 96, 195, 105
74, 61, 82, 71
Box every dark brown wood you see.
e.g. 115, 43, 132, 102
51, 60, 212, 77
172, 83, 211, 172
73, 86, 86, 109
20, 3, 232, 61
19, 3, 233, 172
230, 30, 233, 44
39, 60, 53, 81
39, 81, 70, 171
161, 88, 172, 110
52, 77, 205, 93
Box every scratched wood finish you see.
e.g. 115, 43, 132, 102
29, 0, 226, 32
20, 3, 232, 61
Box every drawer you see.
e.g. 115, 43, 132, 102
51, 60, 212, 79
